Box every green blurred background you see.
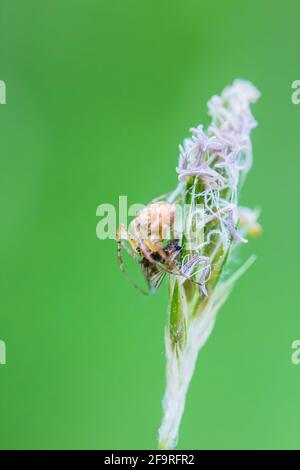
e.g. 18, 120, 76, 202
0, 0, 300, 450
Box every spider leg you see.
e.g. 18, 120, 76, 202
137, 239, 191, 285
138, 239, 175, 276
140, 239, 208, 294
154, 243, 208, 292
116, 225, 149, 295
150, 193, 171, 203
156, 245, 188, 277
119, 232, 140, 263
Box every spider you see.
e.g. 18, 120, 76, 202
116, 201, 208, 295
117, 202, 184, 294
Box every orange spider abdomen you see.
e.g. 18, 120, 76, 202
131, 202, 176, 248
